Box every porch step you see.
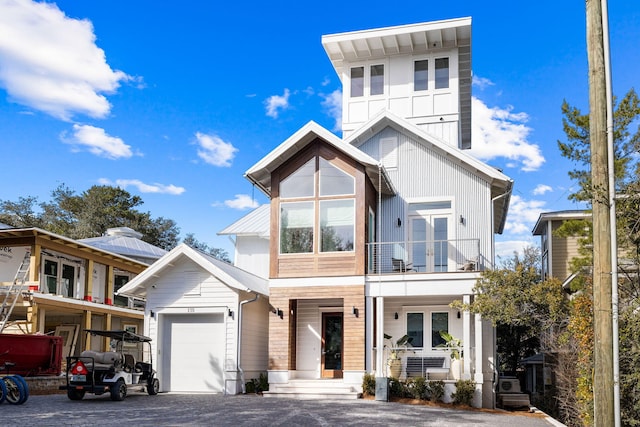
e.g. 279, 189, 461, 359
263, 379, 360, 400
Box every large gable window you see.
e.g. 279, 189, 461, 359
279, 156, 355, 254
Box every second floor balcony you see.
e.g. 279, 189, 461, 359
366, 239, 480, 275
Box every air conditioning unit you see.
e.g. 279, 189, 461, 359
498, 377, 522, 393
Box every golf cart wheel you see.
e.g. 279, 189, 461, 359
2, 376, 25, 405
110, 379, 127, 401
67, 388, 85, 401
147, 378, 159, 395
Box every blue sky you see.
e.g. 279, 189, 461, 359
1, 0, 639, 260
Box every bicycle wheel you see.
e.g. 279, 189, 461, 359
2, 376, 25, 405
0, 376, 7, 404
10, 375, 29, 404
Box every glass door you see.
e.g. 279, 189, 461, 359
410, 214, 450, 272
321, 312, 343, 378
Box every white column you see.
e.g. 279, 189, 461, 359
474, 312, 484, 382
365, 296, 374, 372
375, 297, 385, 376
462, 295, 472, 379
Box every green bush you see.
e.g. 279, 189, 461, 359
389, 378, 404, 398
405, 377, 428, 400
452, 379, 475, 406
257, 372, 269, 392
428, 380, 445, 402
245, 380, 256, 393
362, 372, 376, 396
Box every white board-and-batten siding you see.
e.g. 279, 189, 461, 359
356, 127, 494, 269
144, 257, 240, 374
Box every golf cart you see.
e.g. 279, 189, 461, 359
60, 329, 159, 401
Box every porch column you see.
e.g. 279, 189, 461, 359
474, 312, 484, 383
463, 295, 472, 379
365, 296, 374, 372
105, 266, 114, 305
375, 297, 384, 376
84, 259, 94, 302
103, 313, 112, 350
83, 310, 92, 350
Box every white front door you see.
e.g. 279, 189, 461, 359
162, 313, 225, 392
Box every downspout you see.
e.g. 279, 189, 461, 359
237, 292, 259, 394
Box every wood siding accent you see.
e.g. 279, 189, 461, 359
269, 139, 369, 278
239, 292, 270, 375
268, 285, 365, 372
550, 221, 582, 280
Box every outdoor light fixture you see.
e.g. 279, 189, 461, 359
394, 312, 399, 320
397, 218, 402, 227
228, 309, 234, 318
457, 311, 461, 319
150, 310, 155, 319
352, 306, 359, 317
277, 309, 283, 319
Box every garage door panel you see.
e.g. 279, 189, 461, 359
162, 313, 225, 392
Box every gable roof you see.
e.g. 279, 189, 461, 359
532, 210, 590, 236
346, 110, 513, 233
116, 243, 269, 298
244, 120, 395, 197
218, 204, 270, 238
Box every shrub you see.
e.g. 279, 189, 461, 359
389, 378, 404, 398
452, 379, 475, 406
245, 380, 256, 393
362, 372, 376, 396
257, 372, 269, 392
428, 380, 445, 402
405, 377, 428, 400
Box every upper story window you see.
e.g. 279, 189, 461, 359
414, 60, 429, 91
435, 58, 449, 89
350, 67, 364, 97
280, 156, 355, 254
370, 64, 384, 95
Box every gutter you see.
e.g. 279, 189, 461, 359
237, 292, 259, 394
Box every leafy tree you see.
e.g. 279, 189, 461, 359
452, 247, 569, 373
183, 233, 230, 263
0, 184, 202, 252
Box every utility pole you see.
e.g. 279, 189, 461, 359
586, 0, 614, 425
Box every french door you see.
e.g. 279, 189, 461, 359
409, 214, 450, 272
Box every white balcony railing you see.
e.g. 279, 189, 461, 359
366, 239, 480, 274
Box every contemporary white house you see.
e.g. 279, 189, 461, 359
117, 243, 269, 394
219, 17, 513, 407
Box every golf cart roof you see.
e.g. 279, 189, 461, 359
85, 329, 152, 343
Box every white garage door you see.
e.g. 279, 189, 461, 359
162, 313, 225, 392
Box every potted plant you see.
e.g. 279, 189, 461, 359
384, 333, 413, 378
438, 331, 463, 379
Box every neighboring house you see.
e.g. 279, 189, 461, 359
0, 227, 149, 357
79, 227, 168, 265
221, 18, 512, 408
532, 210, 590, 284
116, 244, 269, 394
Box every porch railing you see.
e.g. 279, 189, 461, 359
366, 239, 480, 274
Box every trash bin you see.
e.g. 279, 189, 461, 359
375, 377, 389, 401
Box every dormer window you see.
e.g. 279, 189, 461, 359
414, 60, 428, 91
280, 156, 355, 254
370, 64, 384, 95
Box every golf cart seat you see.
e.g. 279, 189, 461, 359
79, 350, 124, 370
123, 354, 135, 372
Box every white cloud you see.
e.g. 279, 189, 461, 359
472, 75, 495, 90
0, 0, 131, 120
495, 239, 537, 262
222, 194, 259, 210
503, 195, 546, 235
64, 124, 132, 159
195, 132, 238, 167
264, 89, 290, 118
98, 178, 185, 195
321, 89, 342, 132
469, 97, 545, 172
533, 184, 553, 195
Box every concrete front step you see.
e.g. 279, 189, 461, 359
264, 380, 360, 400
